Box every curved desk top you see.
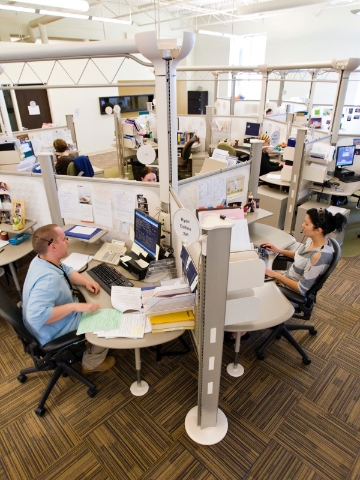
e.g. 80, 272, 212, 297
0, 236, 33, 267
259, 174, 290, 188
248, 222, 295, 250
311, 178, 360, 197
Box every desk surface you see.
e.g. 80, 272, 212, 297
311, 178, 360, 197
259, 174, 290, 187
248, 222, 295, 249
0, 234, 33, 266
0, 219, 37, 233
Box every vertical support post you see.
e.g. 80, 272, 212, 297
258, 64, 268, 123
230, 73, 236, 116
38, 153, 64, 226
66, 115, 77, 149
213, 72, 219, 105
283, 128, 307, 233
114, 111, 125, 179
307, 69, 318, 118
10, 87, 22, 131
248, 139, 263, 198
0, 90, 12, 136
277, 72, 285, 107
205, 105, 213, 154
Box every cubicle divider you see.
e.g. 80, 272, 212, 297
0, 171, 52, 227
177, 161, 251, 214
262, 118, 289, 143
210, 115, 258, 145
56, 176, 161, 245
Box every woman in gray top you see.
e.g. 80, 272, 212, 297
262, 208, 347, 295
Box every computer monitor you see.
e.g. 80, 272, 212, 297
245, 122, 261, 138
309, 117, 322, 129
20, 140, 35, 159
335, 145, 355, 169
134, 209, 161, 260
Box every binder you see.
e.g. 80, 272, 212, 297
65, 226, 102, 240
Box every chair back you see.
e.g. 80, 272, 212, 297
73, 155, 94, 177
217, 141, 236, 156
0, 285, 38, 350
66, 161, 79, 176
181, 137, 197, 161
306, 238, 341, 298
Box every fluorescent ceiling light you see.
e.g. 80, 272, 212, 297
198, 30, 234, 38
0, 5, 35, 13
39, 9, 88, 19
17, 0, 89, 12
91, 16, 132, 25
351, 9, 360, 14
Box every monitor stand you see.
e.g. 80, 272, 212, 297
334, 167, 354, 178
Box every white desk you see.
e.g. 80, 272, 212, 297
248, 222, 295, 249
311, 178, 360, 197
259, 173, 290, 190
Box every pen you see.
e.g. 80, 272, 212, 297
0, 248, 4, 254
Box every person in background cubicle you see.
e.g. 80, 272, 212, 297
22, 224, 116, 374
262, 208, 347, 294
259, 134, 284, 177
53, 139, 76, 175
266, 108, 273, 116
140, 166, 157, 182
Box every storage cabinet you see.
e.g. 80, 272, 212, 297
187, 91, 208, 115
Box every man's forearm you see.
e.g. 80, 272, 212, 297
44, 303, 79, 324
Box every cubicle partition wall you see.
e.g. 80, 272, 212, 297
56, 176, 161, 245
178, 161, 250, 214
0, 171, 52, 227
210, 115, 259, 145
262, 117, 289, 143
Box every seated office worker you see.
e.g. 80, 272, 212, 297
22, 224, 115, 374
53, 138, 76, 175
259, 134, 284, 177
140, 166, 157, 182
263, 208, 347, 295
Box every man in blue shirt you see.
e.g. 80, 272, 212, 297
22, 224, 115, 374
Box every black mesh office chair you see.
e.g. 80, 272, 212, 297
257, 238, 341, 365
0, 285, 97, 417
178, 136, 197, 176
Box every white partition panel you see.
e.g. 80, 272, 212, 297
56, 177, 161, 245
0, 172, 52, 228
178, 162, 250, 214
262, 118, 288, 143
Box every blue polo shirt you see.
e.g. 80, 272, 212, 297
22, 256, 81, 346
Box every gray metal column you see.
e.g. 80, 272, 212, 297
258, 64, 268, 123
38, 152, 64, 226
66, 115, 77, 149
283, 128, 307, 234
248, 139, 263, 198
230, 73, 236, 116
205, 105, 213, 154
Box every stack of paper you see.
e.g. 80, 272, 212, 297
149, 310, 195, 333
142, 284, 195, 315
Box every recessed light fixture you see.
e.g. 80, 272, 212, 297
17, 0, 89, 12
0, 5, 36, 13
198, 30, 235, 38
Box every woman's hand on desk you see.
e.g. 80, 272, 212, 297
85, 280, 100, 294
261, 242, 280, 253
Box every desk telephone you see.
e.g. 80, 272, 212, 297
93, 240, 127, 266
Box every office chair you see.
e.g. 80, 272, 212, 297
178, 136, 197, 176
0, 285, 97, 417
257, 238, 341, 365
67, 161, 79, 176
217, 141, 236, 157
73, 155, 94, 177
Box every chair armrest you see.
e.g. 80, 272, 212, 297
42, 331, 86, 353
278, 286, 306, 305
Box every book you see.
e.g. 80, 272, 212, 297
149, 310, 195, 324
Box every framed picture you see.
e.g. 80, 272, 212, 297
12, 199, 25, 220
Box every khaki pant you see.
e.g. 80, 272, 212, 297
82, 344, 108, 370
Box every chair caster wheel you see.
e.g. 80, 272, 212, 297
303, 357, 311, 365
257, 353, 265, 361
87, 388, 97, 398
35, 407, 46, 417
17, 374, 27, 383
62, 373, 69, 377
310, 328, 317, 335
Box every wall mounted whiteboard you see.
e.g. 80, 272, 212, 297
178, 162, 251, 214
0, 172, 52, 228
56, 176, 161, 245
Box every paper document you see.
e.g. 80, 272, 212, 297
77, 308, 122, 334
0, 239, 9, 248
231, 219, 251, 252
135, 258, 149, 269
267, 173, 281, 179
144, 293, 195, 315
71, 226, 97, 235
95, 312, 145, 338
111, 286, 142, 312
62, 253, 92, 271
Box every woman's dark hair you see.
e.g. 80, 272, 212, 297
53, 139, 68, 153
307, 208, 347, 235
140, 166, 157, 181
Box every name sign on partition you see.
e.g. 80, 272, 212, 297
173, 209, 200, 246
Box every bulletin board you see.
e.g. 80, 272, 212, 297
178, 162, 251, 214
56, 176, 161, 244
0, 172, 52, 228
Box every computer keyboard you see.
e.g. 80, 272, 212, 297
87, 263, 133, 295
341, 174, 360, 183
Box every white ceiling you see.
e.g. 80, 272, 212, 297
2, 0, 360, 42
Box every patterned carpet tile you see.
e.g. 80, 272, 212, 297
330, 336, 360, 376
244, 439, 327, 480
141, 442, 218, 480
221, 364, 301, 436
54, 369, 133, 438
274, 398, 359, 480
86, 403, 175, 480
139, 366, 198, 438
0, 333, 34, 378
305, 361, 360, 431
0, 409, 80, 479
37, 443, 110, 480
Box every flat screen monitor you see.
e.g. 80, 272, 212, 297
309, 117, 322, 129
134, 209, 161, 260
335, 145, 355, 168
245, 122, 261, 137
20, 140, 35, 159
99, 94, 154, 115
